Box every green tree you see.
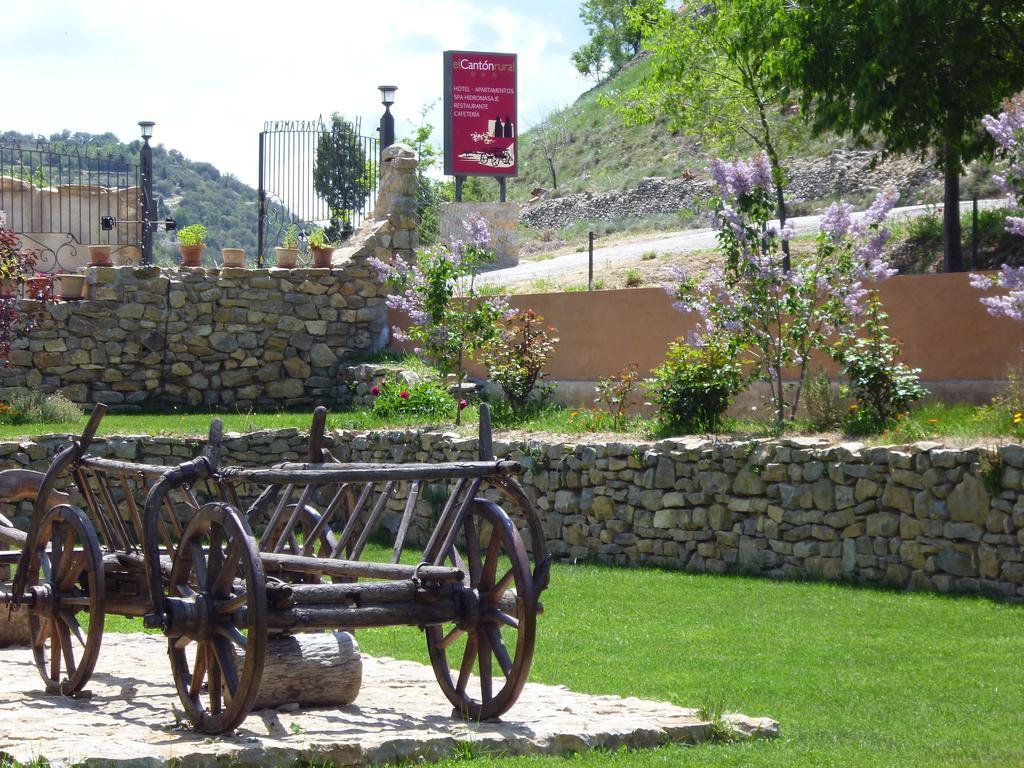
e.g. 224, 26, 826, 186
784, 1, 1024, 272
313, 113, 371, 242
572, 0, 666, 79
609, 0, 796, 268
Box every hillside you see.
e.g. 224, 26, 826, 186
0, 130, 259, 265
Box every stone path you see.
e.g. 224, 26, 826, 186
0, 634, 777, 767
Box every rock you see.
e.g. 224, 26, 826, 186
947, 475, 990, 525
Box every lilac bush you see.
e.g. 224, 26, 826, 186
370, 216, 510, 425
0, 224, 42, 362
973, 93, 1024, 320
666, 154, 898, 427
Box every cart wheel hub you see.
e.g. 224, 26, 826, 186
29, 584, 54, 619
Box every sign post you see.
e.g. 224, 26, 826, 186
443, 50, 518, 199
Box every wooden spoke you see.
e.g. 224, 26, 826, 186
211, 540, 241, 597
61, 611, 86, 647
33, 618, 51, 649
490, 569, 515, 603
456, 634, 478, 695
208, 643, 222, 714
58, 553, 86, 592
188, 644, 207, 699
463, 514, 483, 585
212, 635, 240, 696
478, 631, 493, 705
174, 633, 194, 652
495, 611, 519, 629
215, 624, 248, 649
437, 626, 465, 651
487, 625, 513, 678
190, 540, 208, 589
49, 627, 61, 681
58, 620, 77, 677
215, 592, 248, 615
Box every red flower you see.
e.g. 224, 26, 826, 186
400, 390, 410, 399
458, 398, 468, 410
371, 386, 380, 396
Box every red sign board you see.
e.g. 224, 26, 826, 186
443, 50, 518, 178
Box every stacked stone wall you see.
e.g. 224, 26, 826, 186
1, 430, 1021, 600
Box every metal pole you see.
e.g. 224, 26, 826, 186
455, 175, 464, 202
588, 231, 594, 291
257, 132, 266, 268
140, 137, 153, 266
498, 177, 506, 202
380, 106, 395, 157
972, 195, 979, 270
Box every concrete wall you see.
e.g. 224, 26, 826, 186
2, 428, 1020, 600
441, 202, 519, 269
390, 272, 1024, 401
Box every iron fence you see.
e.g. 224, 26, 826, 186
257, 116, 379, 267
0, 140, 141, 272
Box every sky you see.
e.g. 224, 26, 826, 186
3, 0, 593, 188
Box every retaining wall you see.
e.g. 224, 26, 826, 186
2, 429, 1021, 600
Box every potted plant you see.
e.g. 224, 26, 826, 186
221, 248, 246, 268
308, 227, 334, 268
24, 272, 52, 302
87, 244, 113, 267
177, 224, 207, 267
53, 273, 86, 300
276, 224, 300, 268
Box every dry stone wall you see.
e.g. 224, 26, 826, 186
0, 143, 422, 410
1, 429, 1022, 600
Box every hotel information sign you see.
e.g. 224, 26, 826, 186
443, 50, 518, 177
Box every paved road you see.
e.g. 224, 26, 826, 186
479, 199, 1004, 288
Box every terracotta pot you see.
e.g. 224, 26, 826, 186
53, 274, 85, 300
179, 244, 205, 268
275, 247, 299, 269
25, 276, 52, 301
221, 248, 246, 268
311, 246, 334, 269
87, 244, 113, 267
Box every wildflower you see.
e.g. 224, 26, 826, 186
927, 418, 939, 425
370, 386, 380, 397
399, 390, 410, 399
848, 404, 858, 412
458, 398, 468, 411
1014, 412, 1022, 424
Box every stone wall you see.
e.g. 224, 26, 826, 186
0, 144, 421, 410
520, 150, 940, 231
2, 429, 1021, 600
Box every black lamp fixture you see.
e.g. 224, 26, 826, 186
378, 85, 397, 151
138, 120, 155, 140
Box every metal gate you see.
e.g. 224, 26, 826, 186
0, 140, 140, 271
257, 116, 379, 267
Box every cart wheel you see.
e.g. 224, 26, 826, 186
26, 504, 105, 695
264, 504, 342, 584
425, 499, 537, 720
167, 502, 267, 734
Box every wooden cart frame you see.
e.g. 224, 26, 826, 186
0, 404, 550, 734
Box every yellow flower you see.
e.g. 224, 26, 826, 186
1014, 412, 1022, 424
927, 418, 939, 425
848, 404, 858, 412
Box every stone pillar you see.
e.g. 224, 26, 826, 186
372, 143, 420, 262
441, 202, 519, 270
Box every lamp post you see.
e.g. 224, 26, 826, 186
138, 120, 155, 266
378, 85, 397, 154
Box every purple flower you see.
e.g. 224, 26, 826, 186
820, 202, 854, 239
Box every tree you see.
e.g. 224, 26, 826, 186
610, 0, 796, 268
530, 110, 573, 189
572, 0, 666, 79
784, 1, 1024, 272
313, 113, 371, 242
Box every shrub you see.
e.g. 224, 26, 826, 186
647, 335, 743, 434
282, 224, 299, 250
483, 309, 558, 415
370, 376, 454, 421
177, 224, 207, 247
839, 293, 927, 434
624, 268, 643, 287
594, 363, 642, 429
804, 370, 842, 430
2, 391, 81, 424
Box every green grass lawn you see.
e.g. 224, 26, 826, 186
0, 400, 1020, 446
96, 560, 1024, 767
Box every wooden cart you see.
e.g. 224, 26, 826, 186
0, 404, 550, 734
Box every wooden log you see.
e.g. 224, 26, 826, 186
0, 590, 30, 647
249, 631, 362, 710
0, 469, 72, 505
260, 552, 463, 583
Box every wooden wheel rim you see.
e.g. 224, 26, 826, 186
27, 504, 105, 695
425, 499, 537, 720
167, 502, 267, 734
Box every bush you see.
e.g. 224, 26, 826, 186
1, 391, 82, 424
594, 364, 642, 429
647, 335, 743, 434
839, 294, 927, 434
369, 376, 455, 421
804, 370, 842, 430
483, 309, 558, 415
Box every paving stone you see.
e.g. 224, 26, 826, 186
0, 634, 777, 767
